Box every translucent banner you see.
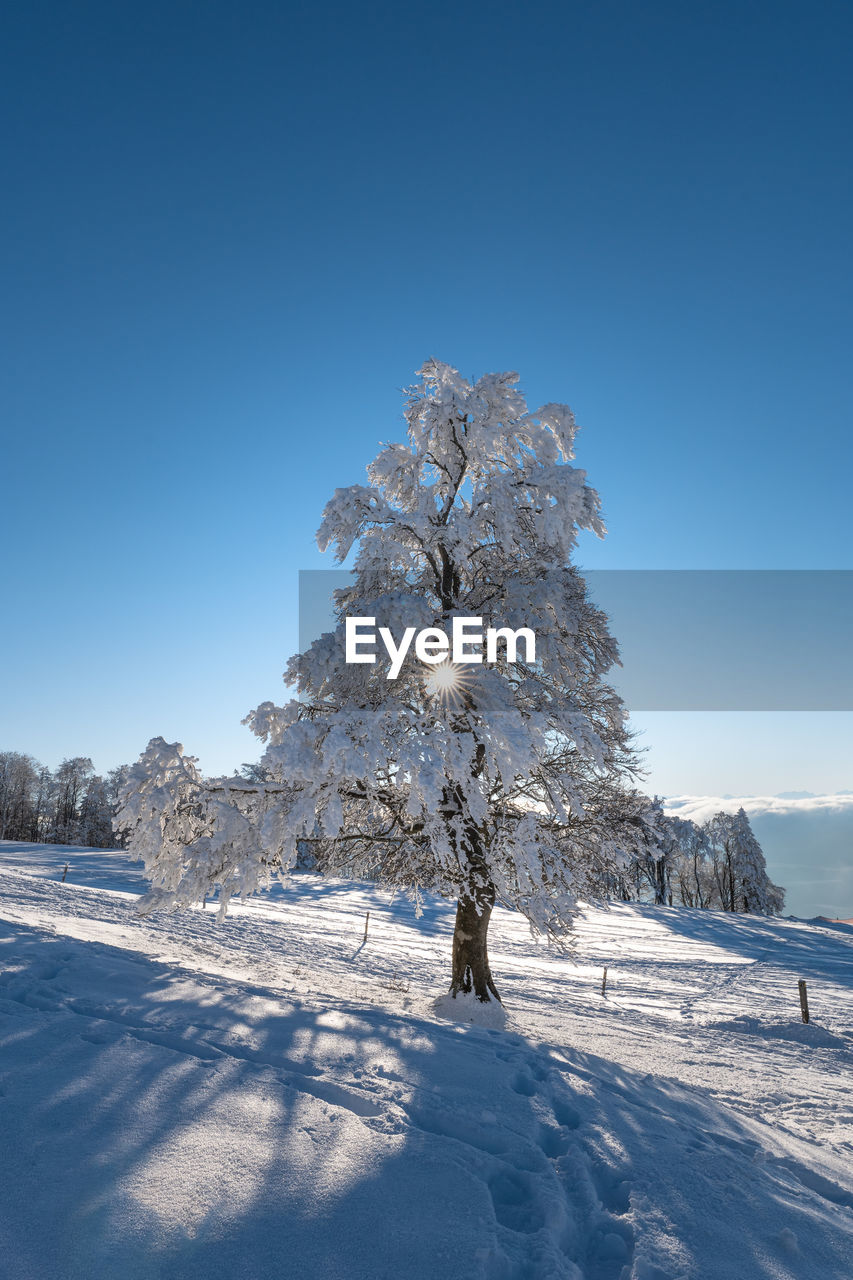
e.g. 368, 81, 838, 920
298, 569, 853, 711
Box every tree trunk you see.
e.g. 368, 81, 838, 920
653, 856, 668, 905
450, 888, 501, 1003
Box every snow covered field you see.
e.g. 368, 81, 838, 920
1, 842, 851, 1280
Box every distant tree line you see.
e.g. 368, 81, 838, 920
0, 751, 129, 848
3, 745, 784, 917
599, 802, 785, 915
242, 759, 785, 917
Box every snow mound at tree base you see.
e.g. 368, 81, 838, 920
432, 989, 509, 1028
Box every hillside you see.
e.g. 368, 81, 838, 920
1, 841, 852, 1279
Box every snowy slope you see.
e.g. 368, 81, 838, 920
1, 842, 851, 1280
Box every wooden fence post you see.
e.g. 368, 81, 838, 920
61, 864, 68, 882
601, 967, 608, 997
798, 979, 809, 1024
364, 911, 370, 940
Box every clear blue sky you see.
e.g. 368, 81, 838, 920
2, 0, 851, 791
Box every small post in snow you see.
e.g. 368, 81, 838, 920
61, 864, 68, 883
798, 979, 810, 1024
364, 911, 370, 941
601, 967, 608, 997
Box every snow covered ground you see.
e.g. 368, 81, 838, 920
1, 841, 851, 1279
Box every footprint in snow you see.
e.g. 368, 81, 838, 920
511, 1072, 538, 1097
551, 1098, 582, 1130
488, 1168, 547, 1235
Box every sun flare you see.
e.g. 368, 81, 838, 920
423, 660, 469, 703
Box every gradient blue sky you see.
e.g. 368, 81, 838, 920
2, 0, 851, 794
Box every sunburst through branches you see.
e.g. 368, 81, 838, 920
423, 659, 472, 705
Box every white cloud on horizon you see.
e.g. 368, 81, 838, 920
664, 792, 853, 824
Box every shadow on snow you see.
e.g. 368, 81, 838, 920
1, 912, 851, 1280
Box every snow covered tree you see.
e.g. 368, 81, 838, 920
0, 752, 40, 841
118, 360, 649, 1007
622, 797, 679, 905
706, 808, 785, 915
49, 757, 95, 844
668, 816, 714, 908
0, 750, 129, 846
78, 774, 116, 848
550, 784, 662, 903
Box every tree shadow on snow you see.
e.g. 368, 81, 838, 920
0, 916, 851, 1280
641, 904, 853, 982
